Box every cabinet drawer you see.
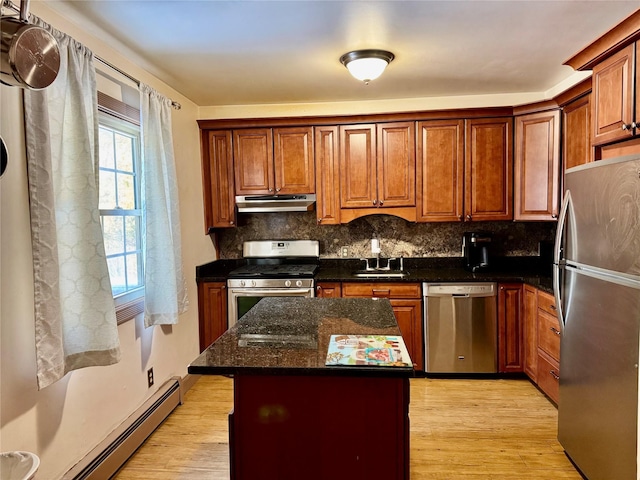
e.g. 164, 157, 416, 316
537, 351, 560, 404
342, 283, 421, 299
537, 310, 561, 361
537, 290, 558, 317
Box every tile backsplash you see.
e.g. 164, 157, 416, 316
216, 212, 556, 259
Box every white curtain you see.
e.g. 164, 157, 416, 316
24, 18, 121, 389
139, 84, 188, 327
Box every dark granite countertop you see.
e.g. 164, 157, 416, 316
188, 297, 415, 378
195, 256, 553, 294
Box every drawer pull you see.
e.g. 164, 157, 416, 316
549, 370, 560, 380
550, 327, 561, 336
549, 304, 556, 310
372, 289, 391, 297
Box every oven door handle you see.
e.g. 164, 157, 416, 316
229, 288, 313, 296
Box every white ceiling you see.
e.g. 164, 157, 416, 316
45, 1, 639, 108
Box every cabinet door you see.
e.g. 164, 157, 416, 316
201, 130, 236, 231
273, 127, 314, 194
339, 125, 377, 208
198, 282, 227, 352
591, 44, 635, 146
416, 120, 464, 222
315, 126, 340, 225
377, 122, 415, 208
523, 285, 538, 382
390, 299, 424, 372
465, 118, 513, 221
316, 282, 342, 298
234, 128, 274, 195
514, 110, 560, 221
563, 94, 592, 171
498, 283, 523, 373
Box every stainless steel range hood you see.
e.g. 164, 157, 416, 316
236, 194, 316, 213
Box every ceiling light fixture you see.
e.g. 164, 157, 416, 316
340, 49, 395, 84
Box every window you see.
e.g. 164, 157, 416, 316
98, 111, 144, 313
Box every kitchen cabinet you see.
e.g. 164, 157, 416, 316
535, 290, 561, 404
315, 282, 342, 298
341, 282, 423, 371
198, 281, 227, 352
497, 283, 523, 373
523, 285, 538, 382
339, 122, 416, 223
563, 94, 592, 171
591, 42, 640, 146
201, 130, 236, 230
464, 118, 513, 221
416, 120, 464, 222
514, 110, 560, 221
234, 127, 315, 195
314, 126, 341, 225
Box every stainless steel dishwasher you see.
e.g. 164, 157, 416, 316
423, 283, 497, 373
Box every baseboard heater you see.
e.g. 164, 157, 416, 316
62, 376, 185, 480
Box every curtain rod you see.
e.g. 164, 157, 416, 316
96, 57, 182, 110
1, 0, 182, 110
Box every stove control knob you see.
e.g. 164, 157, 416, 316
296, 280, 303, 287
240, 280, 246, 287
285, 280, 292, 287
251, 280, 256, 287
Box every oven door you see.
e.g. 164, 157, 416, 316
227, 286, 314, 328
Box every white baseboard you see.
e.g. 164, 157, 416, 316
62, 376, 186, 480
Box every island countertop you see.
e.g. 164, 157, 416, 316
188, 297, 415, 378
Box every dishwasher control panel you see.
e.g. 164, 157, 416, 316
424, 283, 496, 297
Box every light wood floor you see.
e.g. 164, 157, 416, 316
112, 376, 582, 479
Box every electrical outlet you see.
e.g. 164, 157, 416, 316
147, 367, 154, 388
341, 246, 349, 258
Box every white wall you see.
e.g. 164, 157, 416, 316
0, 4, 215, 478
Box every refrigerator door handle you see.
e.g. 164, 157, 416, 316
553, 192, 572, 329
553, 191, 571, 265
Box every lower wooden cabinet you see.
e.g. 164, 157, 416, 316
197, 281, 228, 352
315, 282, 342, 298
340, 282, 424, 371
535, 289, 561, 404
523, 284, 538, 381
497, 283, 524, 373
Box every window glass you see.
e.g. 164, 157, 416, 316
98, 113, 143, 300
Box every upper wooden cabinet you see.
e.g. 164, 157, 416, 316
514, 110, 560, 221
416, 120, 464, 222
315, 126, 341, 225
339, 122, 416, 222
591, 43, 639, 146
563, 94, 592, 171
201, 130, 236, 230
234, 127, 315, 195
465, 118, 513, 221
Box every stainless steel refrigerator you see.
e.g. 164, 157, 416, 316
554, 155, 640, 480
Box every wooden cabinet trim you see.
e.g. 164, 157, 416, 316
314, 126, 341, 224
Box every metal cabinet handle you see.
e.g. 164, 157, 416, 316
268, 188, 274, 192
371, 289, 391, 297
466, 214, 472, 220
276, 187, 281, 192
622, 123, 632, 131
550, 327, 561, 336
632, 122, 638, 129
550, 370, 560, 380
372, 199, 378, 206
552, 214, 558, 219
458, 215, 463, 221
230, 221, 234, 225
379, 200, 384, 206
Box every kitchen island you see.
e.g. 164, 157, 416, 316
188, 297, 413, 480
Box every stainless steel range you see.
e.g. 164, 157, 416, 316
227, 240, 319, 327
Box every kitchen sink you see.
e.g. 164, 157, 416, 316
352, 270, 409, 278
